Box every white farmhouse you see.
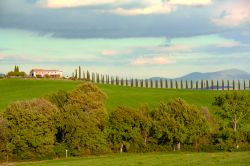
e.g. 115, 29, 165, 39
30, 69, 63, 78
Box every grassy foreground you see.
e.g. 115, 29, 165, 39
1, 78, 249, 112
13, 152, 250, 166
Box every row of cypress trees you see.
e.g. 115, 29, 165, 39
73, 67, 250, 90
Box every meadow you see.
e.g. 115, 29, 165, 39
0, 78, 224, 112
14, 152, 250, 166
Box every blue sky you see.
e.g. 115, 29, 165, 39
0, 0, 250, 78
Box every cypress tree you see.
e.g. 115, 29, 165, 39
140, 79, 144, 88
227, 80, 230, 90
82, 71, 85, 80
175, 80, 178, 89
238, 80, 240, 90
233, 80, 235, 90
170, 80, 173, 89
160, 79, 163, 88
125, 78, 128, 86
102, 75, 105, 84
111, 77, 114, 85
145, 79, 149, 88
96, 73, 100, 83
121, 78, 124, 86
165, 79, 168, 89
135, 79, 138, 87
244, 80, 246, 90
87, 70, 90, 80
17, 66, 19, 72
78, 66, 81, 79
181, 80, 183, 89
191, 80, 193, 90
222, 80, 224, 90
196, 81, 198, 90
206, 80, 209, 90
151, 79, 153, 88
131, 78, 134, 87
116, 76, 119, 85
211, 80, 214, 90
72, 72, 74, 78
92, 72, 95, 82
155, 80, 158, 88
75, 69, 78, 78
201, 80, 203, 90
217, 80, 219, 90
186, 80, 188, 89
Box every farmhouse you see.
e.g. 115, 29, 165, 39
30, 69, 63, 78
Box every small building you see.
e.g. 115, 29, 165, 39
30, 69, 63, 78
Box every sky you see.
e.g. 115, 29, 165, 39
0, 0, 250, 78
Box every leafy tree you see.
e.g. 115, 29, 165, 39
49, 83, 108, 155
3, 99, 58, 159
108, 106, 145, 152
151, 98, 209, 151
0, 116, 8, 160
7, 66, 26, 77
213, 92, 250, 132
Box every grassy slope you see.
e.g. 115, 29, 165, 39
16, 152, 250, 166
0, 79, 80, 111
1, 78, 249, 112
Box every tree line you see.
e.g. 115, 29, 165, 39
0, 82, 249, 162
72, 67, 250, 90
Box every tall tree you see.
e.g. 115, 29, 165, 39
186, 80, 188, 89
175, 80, 178, 89
222, 80, 224, 91
170, 80, 173, 89
191, 80, 193, 90
244, 80, 246, 90
165, 80, 168, 89
78, 66, 81, 79
87, 70, 90, 80
131, 78, 134, 87
155, 80, 158, 88
196, 81, 199, 90
121, 78, 124, 86
140, 79, 144, 88
135, 79, 138, 87
201, 80, 203, 90
75, 69, 78, 79
206, 80, 209, 90
233, 80, 235, 90
217, 80, 219, 90
145, 79, 149, 88
160, 79, 163, 88
211, 80, 214, 90
238, 80, 241, 90
180, 80, 183, 89
227, 80, 230, 91
150, 79, 153, 88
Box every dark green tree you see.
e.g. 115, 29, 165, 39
201, 80, 204, 90
78, 66, 81, 79
160, 79, 163, 88
155, 80, 158, 88
150, 79, 153, 88
217, 80, 219, 90
165, 80, 168, 89
233, 80, 235, 90
180, 80, 183, 89
227, 80, 230, 91
238, 80, 240, 90
196, 81, 199, 90
170, 80, 173, 89
145, 79, 149, 88
175, 80, 178, 89
222, 80, 224, 91
186, 80, 188, 89
244, 80, 246, 90
211, 80, 214, 90
140, 79, 144, 88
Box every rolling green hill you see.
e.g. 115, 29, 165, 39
1, 78, 248, 112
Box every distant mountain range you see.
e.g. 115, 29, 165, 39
151, 69, 250, 81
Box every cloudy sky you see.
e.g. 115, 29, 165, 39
0, 0, 250, 78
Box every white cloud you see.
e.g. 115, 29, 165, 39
211, 0, 250, 27
131, 56, 176, 66
216, 41, 241, 48
168, 0, 212, 6
41, 0, 119, 8
112, 4, 175, 15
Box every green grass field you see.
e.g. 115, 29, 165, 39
13, 152, 250, 166
1, 78, 249, 112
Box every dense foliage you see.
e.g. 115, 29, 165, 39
0, 82, 250, 162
